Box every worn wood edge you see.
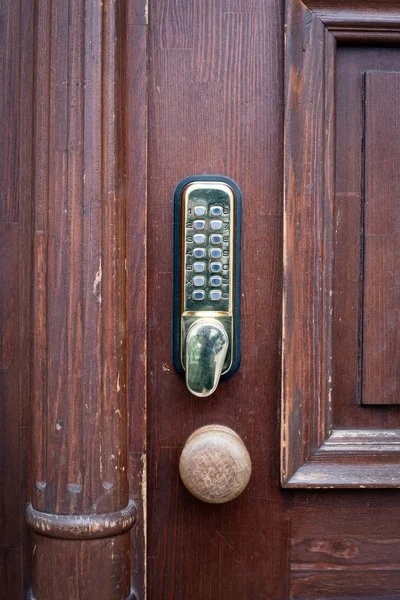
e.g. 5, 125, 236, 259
27, 590, 138, 600
25, 499, 136, 539
281, 0, 335, 485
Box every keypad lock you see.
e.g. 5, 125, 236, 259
173, 176, 241, 397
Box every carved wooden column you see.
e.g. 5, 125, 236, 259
26, 0, 135, 597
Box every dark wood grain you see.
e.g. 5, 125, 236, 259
362, 71, 400, 405
291, 491, 400, 599
334, 46, 400, 428
308, 0, 400, 29
126, 1, 148, 597
147, 0, 289, 597
0, 0, 20, 222
0, 224, 22, 599
0, 0, 29, 597
282, 0, 335, 484
26, 0, 136, 597
3, 0, 400, 596
31, 0, 128, 514
19, 0, 35, 592
283, 0, 400, 488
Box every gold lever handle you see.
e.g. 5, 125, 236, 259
179, 425, 251, 503
185, 319, 229, 397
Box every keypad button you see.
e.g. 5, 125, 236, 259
194, 220, 206, 230
194, 206, 206, 216
210, 219, 223, 230
193, 234, 206, 244
193, 276, 205, 287
210, 234, 223, 244
209, 247, 222, 259
209, 276, 222, 287
209, 290, 222, 301
210, 205, 223, 217
193, 247, 206, 258
209, 262, 223, 273
192, 290, 205, 301
193, 262, 205, 273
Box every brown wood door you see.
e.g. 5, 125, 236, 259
3, 0, 400, 598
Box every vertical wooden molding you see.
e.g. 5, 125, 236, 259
28, 0, 135, 597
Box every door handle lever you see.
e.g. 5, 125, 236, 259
185, 319, 229, 397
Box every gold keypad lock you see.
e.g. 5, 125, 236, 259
173, 176, 241, 397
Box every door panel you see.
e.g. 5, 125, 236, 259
334, 45, 400, 422
282, 0, 400, 488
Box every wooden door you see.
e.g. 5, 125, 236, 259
3, 0, 400, 598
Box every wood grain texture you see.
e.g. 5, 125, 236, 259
6, 0, 400, 596
0, 0, 31, 596
28, 0, 135, 597
282, 0, 335, 484
126, 1, 148, 597
147, 0, 289, 597
31, 0, 128, 516
362, 71, 400, 405
283, 0, 400, 488
0, 224, 22, 599
19, 0, 35, 593
179, 426, 252, 504
333, 46, 400, 428
26, 499, 136, 540
0, 0, 20, 222
291, 491, 400, 598
307, 0, 400, 29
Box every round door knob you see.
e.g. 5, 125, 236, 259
179, 425, 252, 504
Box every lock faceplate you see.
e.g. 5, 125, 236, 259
173, 176, 241, 391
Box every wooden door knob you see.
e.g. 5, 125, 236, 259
179, 425, 252, 503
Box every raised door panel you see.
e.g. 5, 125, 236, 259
282, 0, 400, 487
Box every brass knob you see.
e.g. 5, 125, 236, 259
179, 425, 252, 503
